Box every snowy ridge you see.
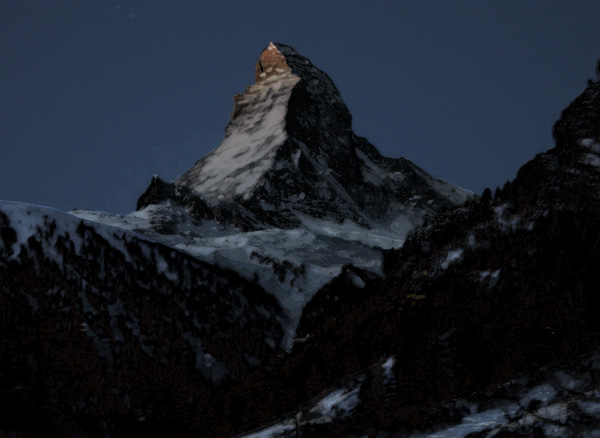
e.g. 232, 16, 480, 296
73, 203, 408, 348
1, 201, 287, 377
0, 203, 227, 381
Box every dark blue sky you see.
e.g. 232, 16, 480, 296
1, 1, 599, 214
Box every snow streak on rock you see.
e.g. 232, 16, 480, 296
176, 70, 300, 200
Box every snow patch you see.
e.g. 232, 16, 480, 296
479, 269, 501, 280
311, 386, 361, 422
494, 204, 521, 231
242, 420, 296, 438
355, 148, 388, 186
382, 356, 396, 382
1, 202, 85, 263
579, 138, 599, 150
583, 153, 600, 168
348, 271, 365, 288
535, 403, 568, 423
382, 356, 396, 372
555, 370, 583, 391
241, 384, 361, 437
519, 384, 557, 408
441, 249, 463, 270
181, 332, 229, 383
413, 406, 519, 438
292, 149, 301, 166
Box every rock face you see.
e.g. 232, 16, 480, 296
1, 44, 599, 438
142, 42, 470, 230
255, 42, 290, 83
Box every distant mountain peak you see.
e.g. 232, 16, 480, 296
166, 43, 471, 228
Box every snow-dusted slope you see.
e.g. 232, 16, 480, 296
73, 203, 405, 348
1, 201, 287, 370
240, 351, 600, 438
1, 200, 291, 437
176, 52, 300, 200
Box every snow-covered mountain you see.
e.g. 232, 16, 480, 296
73, 42, 471, 347
171, 42, 470, 228
1, 43, 599, 438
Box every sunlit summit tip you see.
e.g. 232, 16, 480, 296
255, 42, 291, 83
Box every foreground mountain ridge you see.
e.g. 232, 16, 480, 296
268, 77, 600, 437
1, 44, 599, 437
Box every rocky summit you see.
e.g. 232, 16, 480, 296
1, 44, 599, 437
141, 42, 470, 230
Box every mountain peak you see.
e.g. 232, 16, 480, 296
255, 42, 291, 83
174, 42, 353, 204
159, 43, 471, 228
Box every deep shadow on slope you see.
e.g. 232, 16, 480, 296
274, 79, 600, 435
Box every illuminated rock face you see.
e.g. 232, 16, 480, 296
255, 42, 290, 83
